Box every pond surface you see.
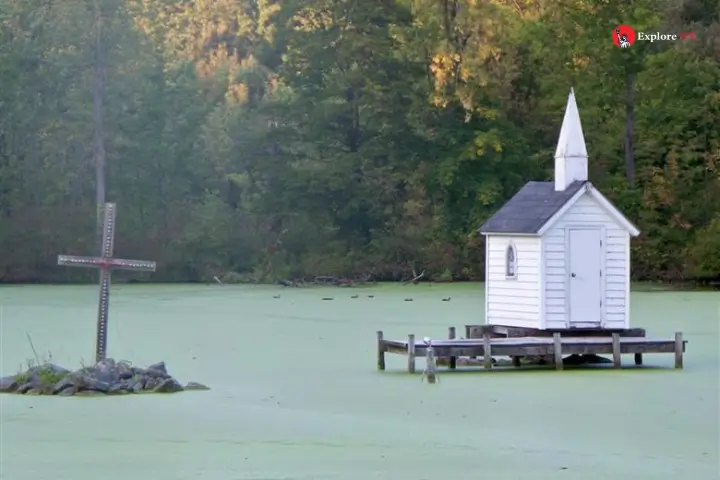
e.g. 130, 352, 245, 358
0, 284, 718, 479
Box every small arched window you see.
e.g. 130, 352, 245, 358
506, 244, 517, 278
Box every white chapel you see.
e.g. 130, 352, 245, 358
478, 89, 640, 331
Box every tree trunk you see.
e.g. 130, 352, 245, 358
624, 72, 635, 184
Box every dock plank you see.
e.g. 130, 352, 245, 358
385, 337, 680, 348
382, 336, 687, 360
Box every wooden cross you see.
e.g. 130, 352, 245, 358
58, 203, 156, 363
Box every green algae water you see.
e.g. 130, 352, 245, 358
0, 284, 718, 479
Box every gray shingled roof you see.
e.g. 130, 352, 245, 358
479, 181, 587, 234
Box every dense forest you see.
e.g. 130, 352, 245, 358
0, 0, 718, 284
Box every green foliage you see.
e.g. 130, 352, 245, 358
15, 357, 68, 387
685, 217, 720, 279
36, 367, 67, 386
435, 269, 454, 283
220, 272, 257, 284
0, 0, 717, 283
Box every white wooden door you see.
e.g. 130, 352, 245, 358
568, 228, 603, 328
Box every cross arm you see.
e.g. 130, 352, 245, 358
58, 255, 103, 268
58, 255, 156, 272
104, 258, 156, 272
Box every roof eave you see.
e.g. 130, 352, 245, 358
587, 186, 641, 236
535, 186, 588, 236
479, 231, 541, 236
535, 182, 641, 237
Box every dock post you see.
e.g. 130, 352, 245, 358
467, 325, 477, 360
407, 334, 416, 373
448, 326, 456, 369
376, 331, 385, 370
482, 332, 492, 370
553, 333, 563, 370
674, 332, 683, 369
612, 333, 621, 368
634, 353, 643, 365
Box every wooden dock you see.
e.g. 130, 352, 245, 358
376, 325, 686, 372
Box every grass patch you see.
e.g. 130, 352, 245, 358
14, 353, 69, 387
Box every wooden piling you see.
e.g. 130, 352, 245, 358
425, 345, 437, 383
376, 331, 385, 370
448, 326, 457, 369
612, 333, 621, 368
553, 333, 563, 370
674, 332, 683, 369
634, 353, 643, 365
407, 334, 416, 373
465, 325, 477, 360
482, 332, 492, 369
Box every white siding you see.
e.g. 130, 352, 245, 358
486, 236, 541, 328
542, 193, 630, 329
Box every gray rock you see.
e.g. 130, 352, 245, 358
146, 362, 168, 377
184, 381, 210, 391
92, 360, 118, 383
16, 383, 33, 394
117, 379, 134, 391
153, 378, 184, 393
58, 387, 76, 396
53, 377, 75, 394
144, 377, 161, 391
72, 373, 111, 393
0, 375, 18, 393
117, 361, 134, 380
25, 388, 41, 395
108, 383, 127, 394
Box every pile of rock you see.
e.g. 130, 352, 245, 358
0, 359, 209, 396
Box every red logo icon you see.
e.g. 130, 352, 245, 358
613, 25, 636, 48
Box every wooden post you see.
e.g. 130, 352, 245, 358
674, 332, 683, 369
425, 345, 437, 383
612, 333, 621, 368
483, 332, 492, 369
512, 356, 521, 367
634, 353, 643, 365
448, 326, 456, 369
553, 333, 563, 370
376, 331, 385, 371
407, 334, 416, 373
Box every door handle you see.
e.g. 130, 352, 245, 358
571, 273, 576, 278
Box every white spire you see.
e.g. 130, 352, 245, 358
554, 88, 588, 191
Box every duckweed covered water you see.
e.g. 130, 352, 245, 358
0, 284, 718, 479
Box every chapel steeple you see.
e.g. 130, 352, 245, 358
554, 88, 588, 191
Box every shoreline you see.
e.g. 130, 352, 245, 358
0, 279, 717, 292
